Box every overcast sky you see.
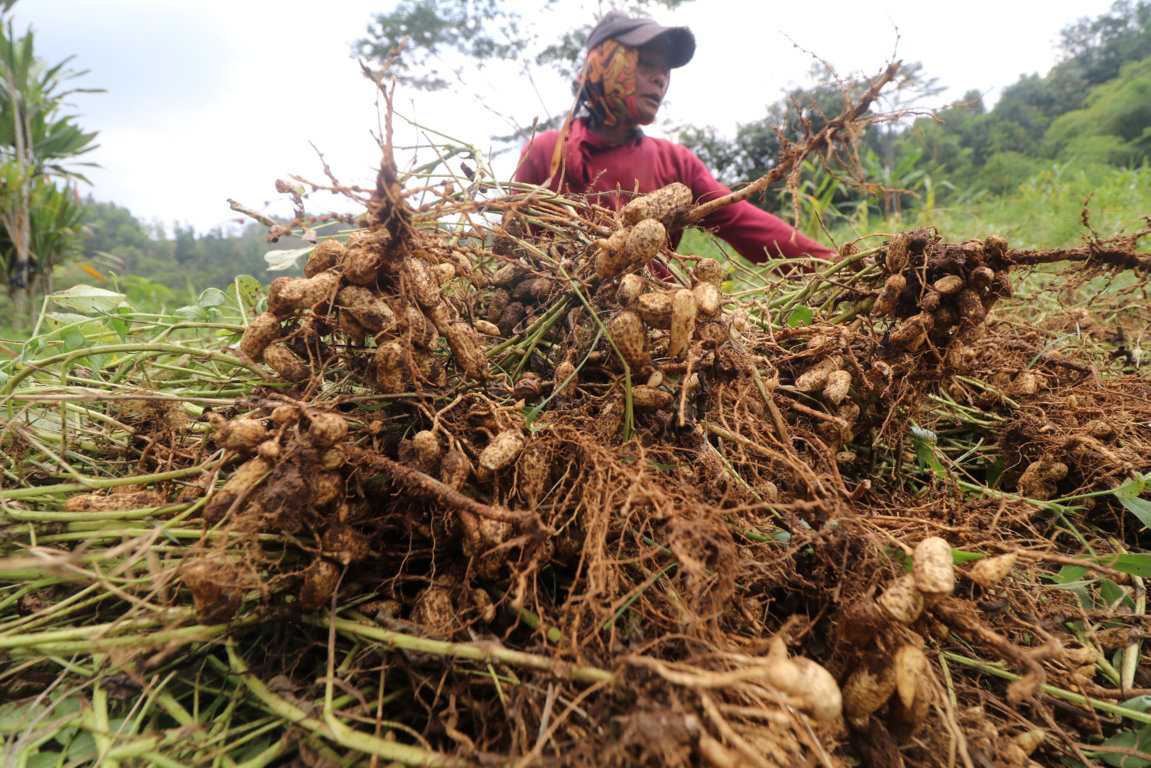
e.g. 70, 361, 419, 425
24, 0, 1114, 234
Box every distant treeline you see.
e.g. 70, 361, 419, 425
59, 199, 315, 308
680, 0, 1151, 222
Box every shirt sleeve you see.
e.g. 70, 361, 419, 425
678, 148, 836, 263
514, 133, 555, 186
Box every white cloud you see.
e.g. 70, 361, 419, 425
21, 0, 1114, 232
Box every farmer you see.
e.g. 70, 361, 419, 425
515, 11, 836, 265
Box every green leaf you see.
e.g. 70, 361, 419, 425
1054, 565, 1088, 584
786, 306, 814, 327
952, 549, 984, 565
1099, 578, 1129, 608
65, 731, 96, 762
1113, 474, 1147, 501
1123, 696, 1151, 713
26, 752, 63, 768
61, 327, 87, 351
0, 700, 39, 731
20, 335, 44, 361
1112, 475, 1151, 530
264, 246, 312, 272
104, 315, 130, 341
1096, 554, 1151, 578
911, 425, 947, 479
49, 284, 126, 314
197, 287, 228, 308
1050, 579, 1095, 609
233, 275, 264, 315
44, 311, 94, 326
1099, 726, 1151, 767
1119, 496, 1151, 530
173, 304, 204, 321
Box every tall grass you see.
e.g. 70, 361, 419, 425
679, 161, 1151, 263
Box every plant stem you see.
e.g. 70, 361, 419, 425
313, 615, 614, 685
942, 651, 1151, 725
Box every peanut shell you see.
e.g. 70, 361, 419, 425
479, 430, 525, 472
635, 291, 674, 328
913, 537, 955, 596
668, 289, 697, 358
620, 182, 692, 226
263, 343, 309, 382
969, 552, 1017, 588
608, 310, 649, 372
239, 312, 281, 361
878, 574, 924, 625
693, 281, 720, 316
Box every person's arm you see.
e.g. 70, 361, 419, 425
514, 133, 556, 186
678, 147, 835, 263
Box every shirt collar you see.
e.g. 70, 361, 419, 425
572, 118, 644, 150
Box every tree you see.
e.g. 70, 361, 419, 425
0, 5, 100, 328
1044, 55, 1151, 164
357, 0, 692, 91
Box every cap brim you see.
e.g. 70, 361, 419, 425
614, 24, 695, 68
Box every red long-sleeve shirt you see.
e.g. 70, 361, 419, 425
515, 118, 835, 263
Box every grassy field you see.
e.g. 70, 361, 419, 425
680, 161, 1151, 262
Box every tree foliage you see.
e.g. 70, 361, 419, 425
678, 0, 1151, 229
357, 0, 693, 89
1044, 56, 1151, 163
0, 4, 100, 327
70, 199, 309, 301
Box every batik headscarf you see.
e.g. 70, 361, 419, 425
578, 38, 642, 128
547, 39, 643, 187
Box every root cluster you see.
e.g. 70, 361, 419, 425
3, 97, 1150, 768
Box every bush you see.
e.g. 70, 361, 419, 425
975, 152, 1043, 195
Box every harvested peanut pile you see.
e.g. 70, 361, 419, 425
2, 81, 1150, 768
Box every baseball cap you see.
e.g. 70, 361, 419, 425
586, 11, 696, 68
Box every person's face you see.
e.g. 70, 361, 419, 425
634, 39, 671, 124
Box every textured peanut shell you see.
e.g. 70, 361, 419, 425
933, 274, 965, 295
692, 257, 725, 287
873, 274, 906, 316
632, 385, 673, 409
337, 286, 396, 333
913, 537, 955, 595
479, 430, 525, 472
304, 239, 346, 277
620, 182, 692, 226
474, 319, 501, 336
794, 357, 840, 393
878, 574, 924, 624
215, 418, 268, 453
412, 430, 441, 466
668, 289, 697, 359
635, 291, 674, 328
843, 663, 897, 722
693, 281, 721, 316
608, 310, 649, 371
374, 340, 407, 394
239, 312, 281, 361
263, 343, 309, 382
969, 552, 1017, 588
822, 370, 852, 406
617, 273, 645, 304
893, 645, 928, 709
307, 412, 348, 448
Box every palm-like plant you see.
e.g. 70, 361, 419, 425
0, 5, 100, 327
